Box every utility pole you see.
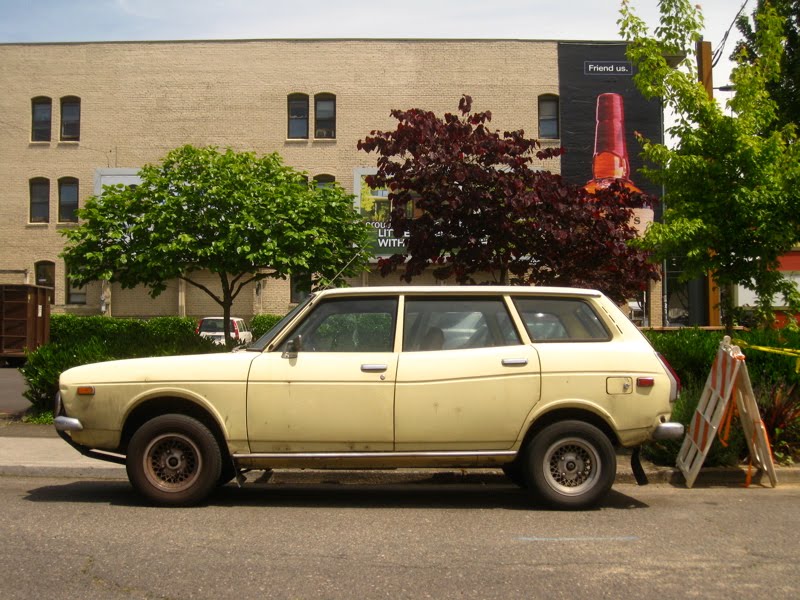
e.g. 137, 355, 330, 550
697, 39, 722, 327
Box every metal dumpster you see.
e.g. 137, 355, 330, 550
0, 285, 50, 364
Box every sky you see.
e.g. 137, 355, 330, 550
0, 0, 751, 88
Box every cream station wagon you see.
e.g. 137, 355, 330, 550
55, 286, 683, 509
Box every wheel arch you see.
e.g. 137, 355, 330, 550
120, 396, 231, 463
520, 406, 620, 455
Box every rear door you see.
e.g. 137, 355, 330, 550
394, 295, 541, 451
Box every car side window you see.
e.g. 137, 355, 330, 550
513, 297, 610, 342
403, 297, 521, 351
280, 297, 397, 352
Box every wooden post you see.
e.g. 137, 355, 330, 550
697, 39, 722, 327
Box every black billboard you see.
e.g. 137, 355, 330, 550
558, 42, 663, 205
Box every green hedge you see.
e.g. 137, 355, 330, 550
21, 314, 221, 412
250, 313, 284, 340
643, 328, 800, 466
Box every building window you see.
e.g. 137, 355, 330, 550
58, 177, 79, 223
34, 261, 55, 304
287, 93, 309, 139
538, 94, 559, 139
313, 174, 336, 188
60, 96, 81, 141
314, 93, 336, 139
31, 97, 52, 142
65, 266, 86, 305
29, 178, 50, 223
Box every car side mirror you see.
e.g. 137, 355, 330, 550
281, 336, 301, 359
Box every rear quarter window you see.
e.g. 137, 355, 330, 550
513, 297, 610, 342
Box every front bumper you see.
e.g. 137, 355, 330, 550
53, 392, 126, 465
54, 415, 83, 431
652, 422, 685, 441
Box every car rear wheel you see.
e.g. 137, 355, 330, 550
126, 414, 222, 506
524, 420, 615, 510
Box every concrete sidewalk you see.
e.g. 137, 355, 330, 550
1, 422, 797, 487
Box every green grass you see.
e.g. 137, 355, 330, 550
21, 409, 54, 425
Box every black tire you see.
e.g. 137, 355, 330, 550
523, 420, 615, 510
126, 414, 222, 506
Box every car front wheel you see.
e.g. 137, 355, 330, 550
126, 414, 222, 506
524, 420, 615, 510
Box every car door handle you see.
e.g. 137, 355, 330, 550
361, 364, 388, 372
502, 358, 528, 366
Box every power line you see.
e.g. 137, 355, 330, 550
712, 0, 750, 68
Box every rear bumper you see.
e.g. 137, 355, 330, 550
652, 422, 685, 441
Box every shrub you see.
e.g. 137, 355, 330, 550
753, 380, 800, 464
643, 328, 720, 388
644, 327, 800, 466
21, 315, 221, 413
641, 378, 746, 467
20, 339, 108, 412
250, 313, 284, 339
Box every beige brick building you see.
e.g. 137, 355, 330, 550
0, 39, 665, 325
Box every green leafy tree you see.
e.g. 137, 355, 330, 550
62, 145, 371, 347
619, 0, 800, 332
734, 0, 800, 131
357, 96, 659, 302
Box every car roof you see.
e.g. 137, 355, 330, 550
313, 286, 603, 298
200, 317, 245, 320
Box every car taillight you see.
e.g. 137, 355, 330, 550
233, 321, 240, 340
195, 322, 201, 334
657, 352, 681, 398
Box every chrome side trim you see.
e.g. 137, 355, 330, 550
54, 416, 84, 432
652, 422, 685, 440
233, 450, 517, 460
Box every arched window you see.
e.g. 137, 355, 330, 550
287, 93, 309, 139
34, 261, 55, 304
313, 174, 336, 188
29, 178, 50, 223
31, 97, 52, 142
538, 94, 559, 139
31, 96, 53, 142
58, 177, 79, 223
314, 93, 336, 139
60, 96, 81, 141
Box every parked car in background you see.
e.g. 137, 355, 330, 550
55, 286, 683, 509
196, 317, 253, 346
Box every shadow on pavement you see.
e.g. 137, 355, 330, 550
22, 479, 650, 511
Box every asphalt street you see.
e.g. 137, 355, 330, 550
1, 476, 799, 599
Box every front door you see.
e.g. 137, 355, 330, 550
246, 296, 399, 452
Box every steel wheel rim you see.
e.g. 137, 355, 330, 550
541, 436, 601, 496
142, 433, 203, 493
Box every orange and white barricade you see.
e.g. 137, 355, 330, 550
677, 336, 777, 488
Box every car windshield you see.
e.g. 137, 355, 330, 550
247, 294, 315, 352
199, 319, 233, 333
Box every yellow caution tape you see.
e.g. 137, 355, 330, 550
732, 338, 800, 372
